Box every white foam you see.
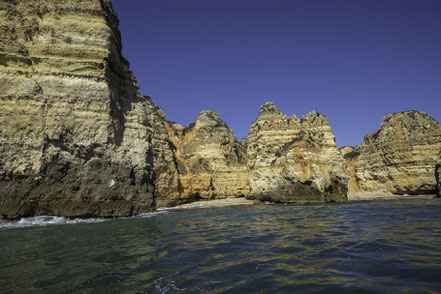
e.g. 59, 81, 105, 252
123, 210, 169, 219
0, 215, 108, 229
0, 211, 168, 229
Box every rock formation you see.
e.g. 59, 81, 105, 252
159, 111, 249, 207
2, 1, 440, 220
0, 0, 174, 219
436, 154, 441, 197
345, 111, 441, 197
246, 102, 348, 203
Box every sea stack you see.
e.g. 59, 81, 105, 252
160, 111, 249, 207
0, 0, 172, 219
246, 102, 348, 203
344, 111, 441, 197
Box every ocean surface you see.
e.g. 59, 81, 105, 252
1, 198, 441, 293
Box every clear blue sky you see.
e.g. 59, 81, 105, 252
112, 0, 441, 147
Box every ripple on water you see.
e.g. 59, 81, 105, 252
1, 198, 441, 293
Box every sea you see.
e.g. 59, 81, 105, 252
1, 198, 441, 293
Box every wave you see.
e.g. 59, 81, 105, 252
0, 216, 108, 229
0, 211, 168, 230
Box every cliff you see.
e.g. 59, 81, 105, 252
158, 111, 249, 207
0, 0, 173, 219
436, 154, 441, 197
246, 102, 348, 203
1, 1, 440, 220
345, 111, 441, 197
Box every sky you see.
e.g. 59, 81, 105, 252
112, 0, 441, 147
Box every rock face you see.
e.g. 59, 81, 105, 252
247, 102, 348, 203
158, 111, 249, 207
0, 0, 172, 219
2, 1, 440, 220
345, 111, 441, 196
435, 154, 441, 197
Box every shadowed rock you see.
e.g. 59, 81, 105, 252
436, 154, 441, 197
0, 0, 172, 219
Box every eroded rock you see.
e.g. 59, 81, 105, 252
0, 0, 169, 219
436, 154, 441, 197
158, 111, 249, 207
246, 102, 348, 203
345, 111, 441, 197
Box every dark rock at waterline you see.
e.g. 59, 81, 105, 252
0, 0, 165, 219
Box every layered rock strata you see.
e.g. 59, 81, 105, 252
2, 1, 440, 221
247, 102, 348, 203
435, 154, 441, 197
160, 111, 249, 207
0, 0, 172, 219
345, 111, 441, 197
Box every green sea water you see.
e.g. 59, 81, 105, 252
1, 198, 441, 293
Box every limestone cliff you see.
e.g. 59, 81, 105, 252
158, 111, 249, 207
247, 102, 348, 203
345, 111, 441, 197
2, 1, 440, 221
0, 0, 172, 219
437, 156, 441, 197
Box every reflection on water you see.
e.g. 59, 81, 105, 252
1, 198, 441, 293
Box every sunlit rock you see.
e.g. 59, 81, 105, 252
0, 0, 172, 219
344, 111, 441, 198
246, 102, 348, 203
158, 111, 249, 207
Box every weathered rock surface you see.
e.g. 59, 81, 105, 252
340, 146, 354, 157
247, 102, 348, 203
436, 154, 441, 197
0, 0, 171, 219
159, 111, 249, 207
345, 111, 441, 197
2, 1, 440, 220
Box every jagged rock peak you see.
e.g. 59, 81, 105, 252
301, 111, 330, 126
249, 102, 292, 135
194, 110, 229, 130
257, 102, 287, 119
261, 101, 281, 112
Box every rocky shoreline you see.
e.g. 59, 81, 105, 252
1, 0, 440, 221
